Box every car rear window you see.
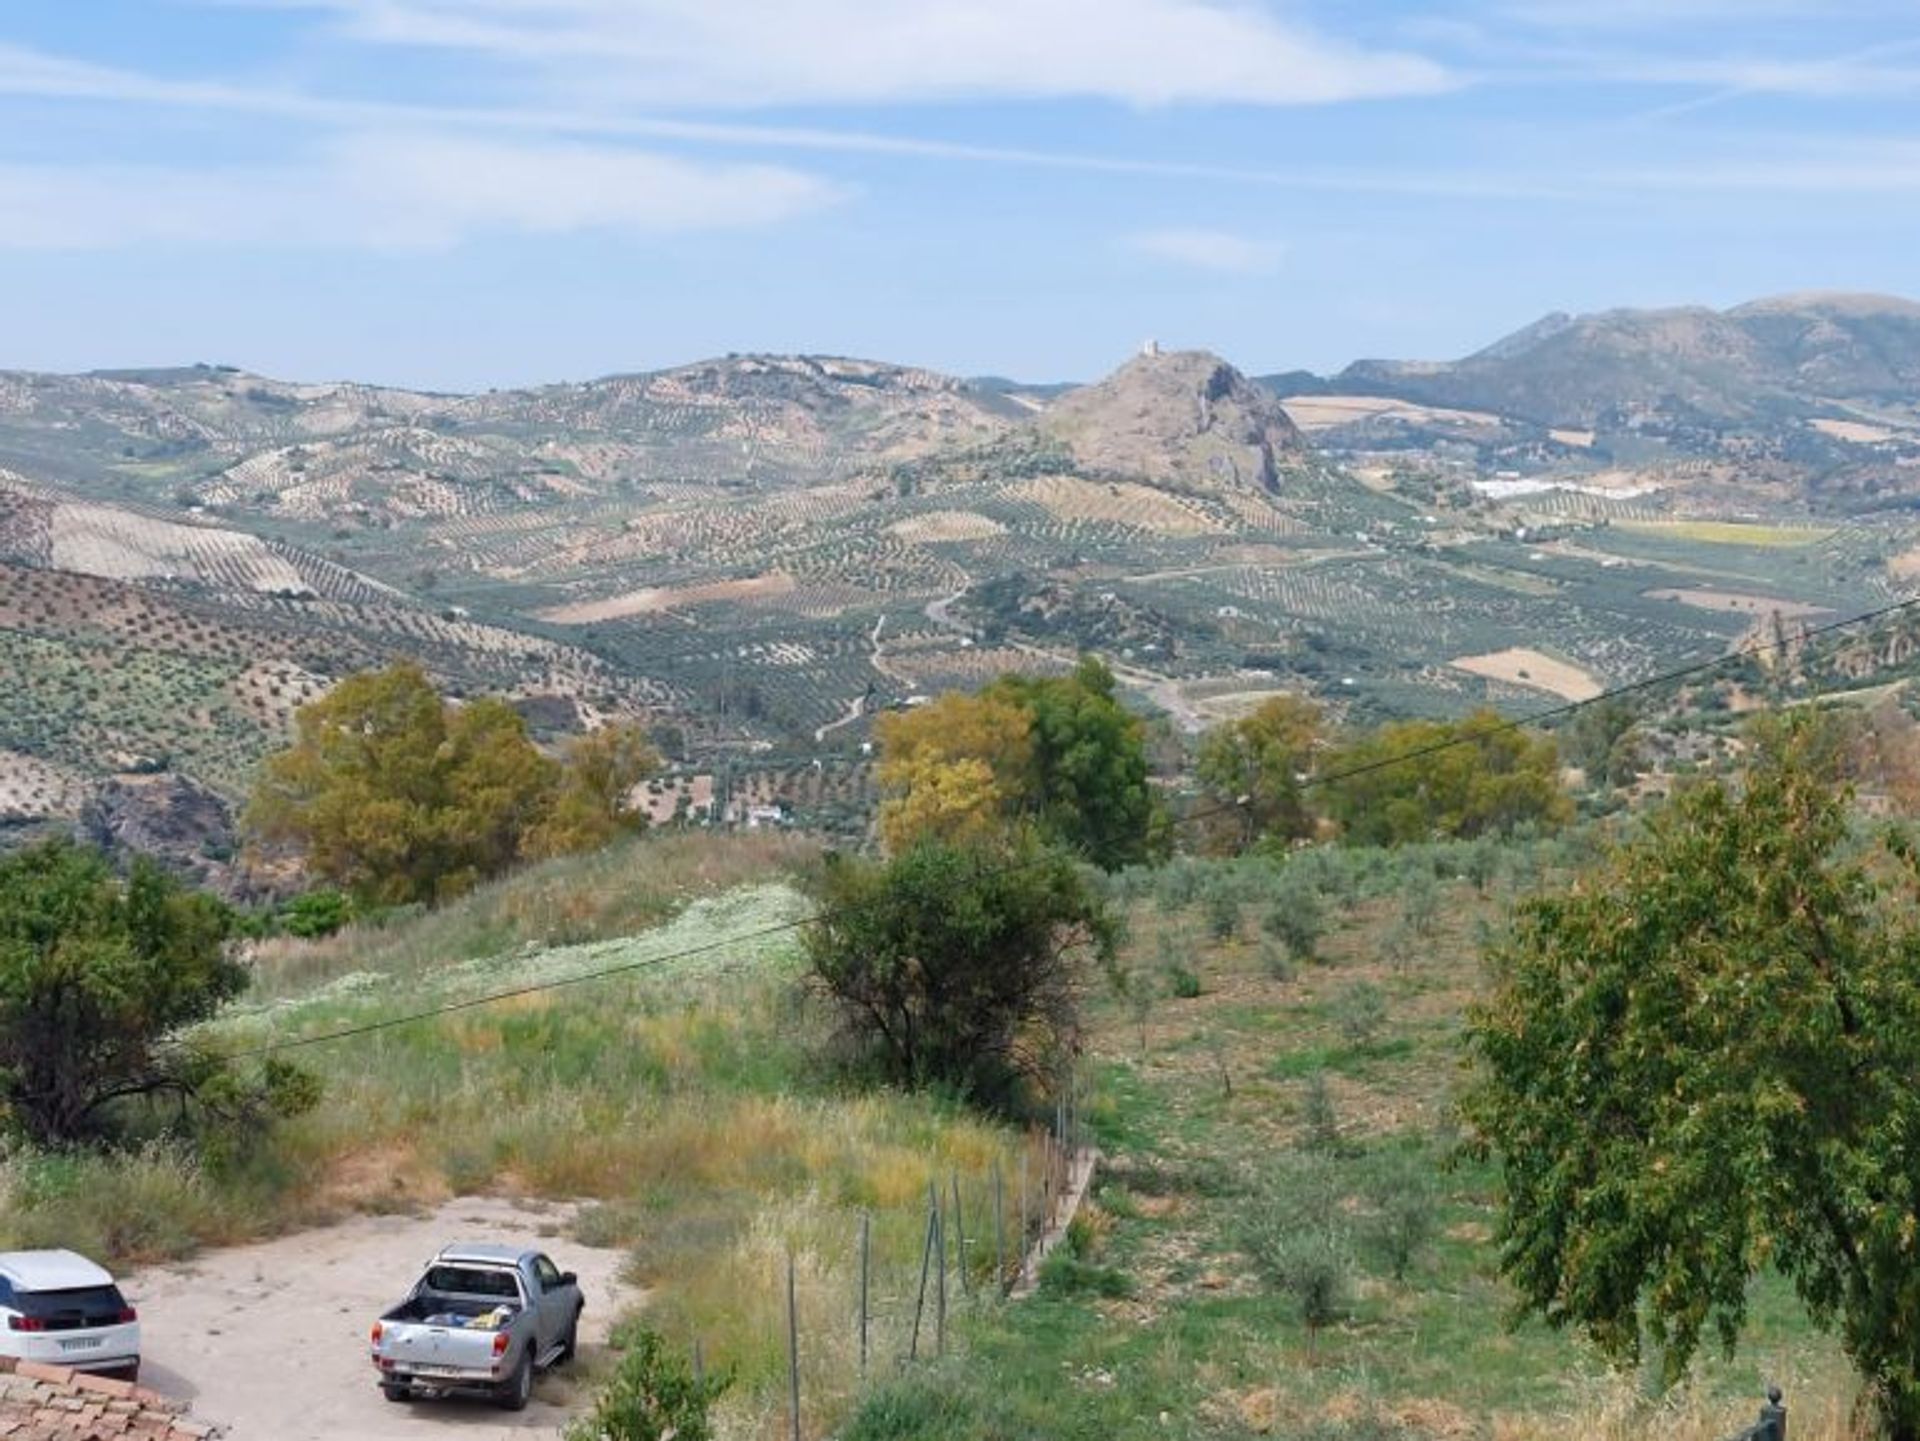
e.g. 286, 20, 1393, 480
12, 1286, 128, 1329
424, 1266, 519, 1299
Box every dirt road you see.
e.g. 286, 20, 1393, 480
123, 1196, 640, 1441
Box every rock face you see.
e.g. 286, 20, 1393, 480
80, 771, 245, 897
1040, 349, 1309, 493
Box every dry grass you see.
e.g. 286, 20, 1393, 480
1451, 647, 1603, 702
1619, 520, 1836, 548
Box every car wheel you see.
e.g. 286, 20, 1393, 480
381, 1383, 412, 1404
497, 1352, 533, 1412
557, 1307, 582, 1366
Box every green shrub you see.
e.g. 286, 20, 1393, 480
565, 1322, 729, 1441
281, 889, 351, 939
1038, 1251, 1134, 1298
1262, 881, 1324, 962
1167, 965, 1203, 999
1301, 1073, 1342, 1155
1204, 886, 1242, 942
1333, 981, 1388, 1050
1361, 1152, 1439, 1283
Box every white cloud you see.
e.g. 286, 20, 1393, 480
247, 0, 1453, 107
0, 134, 845, 249
1125, 227, 1280, 275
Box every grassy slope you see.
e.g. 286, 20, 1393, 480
0, 830, 1037, 1441
846, 844, 1858, 1441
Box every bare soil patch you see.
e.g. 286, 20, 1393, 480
126, 1195, 639, 1441
1450, 648, 1602, 702
1277, 395, 1505, 433
538, 572, 795, 623
886, 510, 1007, 543
1644, 588, 1829, 619
1811, 417, 1899, 445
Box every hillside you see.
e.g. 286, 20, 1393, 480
1334, 293, 1920, 428
1041, 348, 1308, 494
2, 322, 1918, 852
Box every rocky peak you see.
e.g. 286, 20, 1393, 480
1040, 348, 1307, 494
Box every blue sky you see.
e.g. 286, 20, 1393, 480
3, 0, 1919, 389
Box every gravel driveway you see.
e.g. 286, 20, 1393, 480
122, 1196, 640, 1441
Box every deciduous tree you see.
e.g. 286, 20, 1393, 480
1195, 695, 1322, 850
1322, 709, 1569, 846
1463, 718, 1920, 1438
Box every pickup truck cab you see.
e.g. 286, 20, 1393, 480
369, 1244, 584, 1410
0, 1250, 140, 1381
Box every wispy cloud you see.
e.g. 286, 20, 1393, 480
218, 0, 1454, 107
1125, 227, 1281, 275
0, 133, 845, 249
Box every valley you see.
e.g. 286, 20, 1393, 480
5, 295, 1920, 862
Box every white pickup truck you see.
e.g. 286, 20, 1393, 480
368, 1244, 585, 1410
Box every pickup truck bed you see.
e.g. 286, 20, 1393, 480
370, 1246, 584, 1412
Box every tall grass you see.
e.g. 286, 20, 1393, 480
246, 828, 819, 1000
3, 828, 1048, 1440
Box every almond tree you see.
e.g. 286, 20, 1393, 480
1463, 718, 1920, 1438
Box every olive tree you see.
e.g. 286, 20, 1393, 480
804, 832, 1116, 1109
1463, 718, 1920, 1438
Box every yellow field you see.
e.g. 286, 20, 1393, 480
1619, 520, 1834, 548
537, 572, 796, 623
1451, 647, 1603, 701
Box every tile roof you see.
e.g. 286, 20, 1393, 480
0, 1356, 222, 1439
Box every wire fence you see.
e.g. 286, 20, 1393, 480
681, 1076, 1094, 1440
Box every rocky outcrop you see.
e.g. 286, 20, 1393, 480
1040, 349, 1308, 494
80, 771, 244, 898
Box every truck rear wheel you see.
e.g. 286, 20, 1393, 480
497, 1352, 533, 1412
381, 1383, 412, 1404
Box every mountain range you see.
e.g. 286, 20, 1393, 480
5, 291, 1920, 882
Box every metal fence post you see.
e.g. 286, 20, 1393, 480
909, 1202, 935, 1362
993, 1161, 1005, 1294
858, 1211, 871, 1380
951, 1171, 970, 1296
786, 1251, 801, 1441
934, 1184, 948, 1356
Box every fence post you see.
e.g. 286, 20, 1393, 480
693, 1337, 704, 1389
934, 1183, 948, 1356
951, 1171, 970, 1296
1018, 1149, 1030, 1277
858, 1211, 871, 1380
993, 1161, 1005, 1294
786, 1251, 801, 1441
909, 1202, 935, 1361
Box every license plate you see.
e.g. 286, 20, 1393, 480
61, 1338, 103, 1351
412, 1364, 468, 1379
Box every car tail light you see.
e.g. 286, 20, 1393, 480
369, 1322, 384, 1349
492, 1332, 510, 1359
117, 1307, 137, 1324
7, 1316, 46, 1332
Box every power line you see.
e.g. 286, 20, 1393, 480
228, 590, 1920, 1059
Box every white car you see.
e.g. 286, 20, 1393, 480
0, 1250, 140, 1380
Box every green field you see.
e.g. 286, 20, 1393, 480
845, 843, 1857, 1441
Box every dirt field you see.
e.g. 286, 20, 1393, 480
1811, 417, 1900, 445
1275, 394, 1505, 433
126, 1196, 640, 1441
538, 572, 795, 623
886, 510, 1006, 543
1645, 587, 1830, 619
1451, 647, 1602, 701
